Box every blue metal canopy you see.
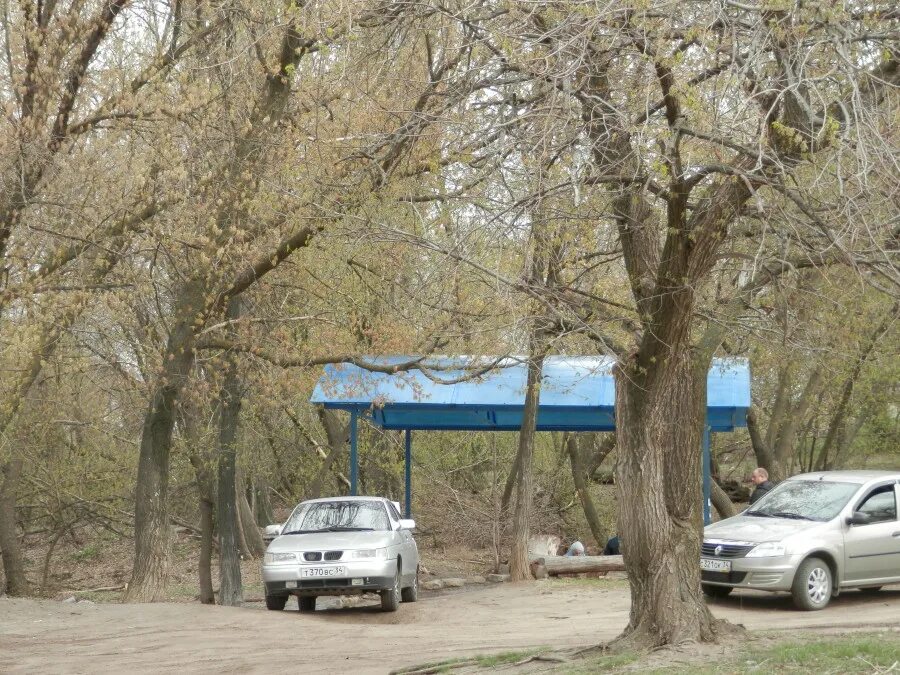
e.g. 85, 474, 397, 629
310, 356, 750, 432
310, 356, 750, 524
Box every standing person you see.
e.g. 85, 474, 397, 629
749, 467, 775, 505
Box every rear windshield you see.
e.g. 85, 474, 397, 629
282, 500, 390, 533
746, 480, 859, 522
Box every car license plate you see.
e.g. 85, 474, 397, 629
300, 566, 347, 578
700, 557, 731, 573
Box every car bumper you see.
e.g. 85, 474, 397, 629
262, 558, 397, 597
701, 554, 805, 592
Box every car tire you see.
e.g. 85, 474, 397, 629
381, 563, 402, 612
401, 566, 419, 603
298, 596, 316, 612
701, 583, 733, 599
791, 557, 832, 611
265, 594, 287, 611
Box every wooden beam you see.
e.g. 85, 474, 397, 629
528, 554, 626, 576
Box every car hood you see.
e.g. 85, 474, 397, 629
267, 531, 394, 553
704, 515, 827, 543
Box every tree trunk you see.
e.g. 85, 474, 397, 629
772, 367, 822, 473
529, 554, 625, 575
253, 478, 274, 527
746, 407, 775, 475
508, 347, 546, 582
566, 434, 606, 548
765, 365, 791, 450
0, 458, 27, 596
614, 352, 718, 647
500, 450, 521, 514
188, 450, 215, 605
586, 434, 616, 477
197, 494, 215, 605
710, 479, 737, 519
125, 287, 201, 602
217, 297, 243, 607
236, 467, 265, 559
297, 407, 350, 499
815, 304, 897, 471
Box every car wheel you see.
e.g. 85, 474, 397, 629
791, 557, 832, 611
701, 583, 733, 599
859, 586, 882, 594
381, 563, 402, 612
401, 565, 419, 603
265, 594, 287, 611
298, 596, 316, 612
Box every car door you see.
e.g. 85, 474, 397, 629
842, 482, 900, 584
388, 501, 415, 578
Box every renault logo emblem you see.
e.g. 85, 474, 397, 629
714, 545, 723, 556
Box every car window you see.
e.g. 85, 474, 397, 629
745, 480, 859, 521
281, 500, 390, 533
856, 486, 897, 524
387, 502, 402, 522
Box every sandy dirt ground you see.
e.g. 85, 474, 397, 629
2, 582, 899, 674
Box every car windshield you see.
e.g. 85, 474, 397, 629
746, 480, 859, 522
281, 500, 390, 534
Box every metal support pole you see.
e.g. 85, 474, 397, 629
349, 410, 358, 496
404, 429, 412, 518
702, 424, 711, 525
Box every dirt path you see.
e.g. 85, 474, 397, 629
2, 583, 899, 674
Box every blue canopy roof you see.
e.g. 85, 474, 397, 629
310, 356, 750, 432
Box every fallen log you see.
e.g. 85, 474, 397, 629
528, 554, 625, 576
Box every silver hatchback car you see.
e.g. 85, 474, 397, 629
702, 470, 900, 610
262, 496, 419, 612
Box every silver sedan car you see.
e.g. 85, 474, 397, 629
262, 496, 419, 612
702, 470, 900, 610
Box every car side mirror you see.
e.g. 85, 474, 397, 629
399, 519, 416, 530
264, 523, 283, 537
846, 511, 872, 526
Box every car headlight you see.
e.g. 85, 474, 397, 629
351, 548, 388, 559
745, 542, 787, 558
264, 552, 298, 564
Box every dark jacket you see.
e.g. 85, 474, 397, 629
603, 535, 620, 556
749, 480, 775, 505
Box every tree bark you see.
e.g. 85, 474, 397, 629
710, 479, 737, 519
197, 492, 215, 605
508, 346, 546, 582
253, 477, 274, 527
217, 297, 243, 607
586, 434, 616, 478
746, 407, 775, 474
307, 408, 350, 499
615, 352, 718, 647
188, 450, 215, 605
0, 458, 27, 596
765, 365, 792, 450
236, 466, 265, 559
566, 434, 606, 548
125, 285, 201, 602
772, 367, 822, 475
500, 450, 521, 514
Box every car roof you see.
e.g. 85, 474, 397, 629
300, 495, 390, 504
787, 470, 900, 485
